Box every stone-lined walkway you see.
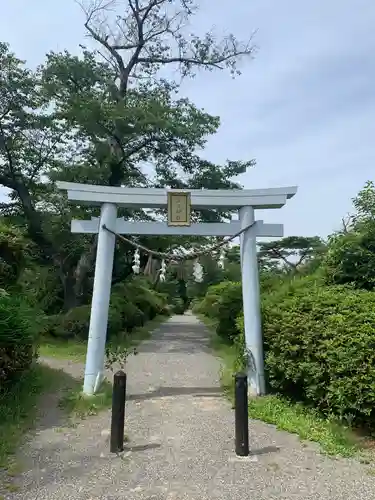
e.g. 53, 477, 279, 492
8, 315, 375, 499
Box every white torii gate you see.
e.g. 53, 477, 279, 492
57, 182, 297, 396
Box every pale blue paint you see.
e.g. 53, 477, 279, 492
83, 203, 117, 395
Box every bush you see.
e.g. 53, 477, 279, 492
48, 300, 144, 339
112, 298, 145, 332
194, 281, 242, 342
0, 294, 40, 385
171, 297, 185, 314
199, 273, 375, 426
47, 278, 170, 339
46, 305, 91, 339
120, 279, 167, 320
259, 276, 375, 426
0, 223, 29, 289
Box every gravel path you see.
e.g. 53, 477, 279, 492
6, 314, 375, 499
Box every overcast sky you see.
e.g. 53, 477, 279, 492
1, 0, 374, 238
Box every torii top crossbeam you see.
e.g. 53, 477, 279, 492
56, 182, 297, 209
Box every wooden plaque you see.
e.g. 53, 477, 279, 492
167, 191, 191, 226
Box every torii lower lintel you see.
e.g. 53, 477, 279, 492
71, 218, 284, 238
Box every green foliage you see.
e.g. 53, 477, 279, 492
195, 273, 290, 343
46, 305, 91, 339
156, 270, 192, 313
258, 236, 326, 274
0, 294, 40, 384
324, 229, 375, 290
323, 181, 375, 290
260, 276, 375, 426
19, 265, 63, 314
171, 298, 185, 314
46, 277, 169, 340
198, 269, 375, 427
0, 222, 29, 289
0, 23, 255, 315
110, 297, 145, 334
186, 248, 242, 301
209, 328, 359, 458
194, 281, 242, 341
122, 278, 168, 319
352, 180, 375, 223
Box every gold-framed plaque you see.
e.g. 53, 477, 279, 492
167, 191, 191, 226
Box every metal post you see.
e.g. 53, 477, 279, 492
239, 206, 265, 395
83, 202, 118, 395
235, 373, 249, 456
110, 370, 127, 453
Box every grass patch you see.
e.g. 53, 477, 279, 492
247, 395, 358, 457
199, 314, 363, 459
58, 379, 113, 420
0, 364, 62, 469
39, 315, 168, 362
39, 338, 87, 361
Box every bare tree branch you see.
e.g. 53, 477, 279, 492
78, 0, 256, 96
342, 215, 353, 234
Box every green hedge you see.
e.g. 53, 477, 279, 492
259, 277, 375, 425
47, 277, 169, 340
0, 294, 40, 385
198, 276, 375, 426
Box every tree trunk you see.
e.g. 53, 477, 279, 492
66, 235, 99, 310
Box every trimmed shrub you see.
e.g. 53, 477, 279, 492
199, 274, 375, 426
47, 278, 170, 339
260, 276, 375, 426
0, 294, 39, 384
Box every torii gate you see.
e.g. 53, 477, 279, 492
57, 182, 297, 396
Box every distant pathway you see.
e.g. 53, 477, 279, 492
8, 314, 375, 499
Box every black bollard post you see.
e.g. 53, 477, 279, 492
110, 370, 127, 453
234, 372, 249, 456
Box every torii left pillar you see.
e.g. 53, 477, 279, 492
83, 202, 117, 395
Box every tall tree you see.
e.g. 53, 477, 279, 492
0, 0, 257, 312
258, 236, 325, 273
0, 42, 104, 310
37, 0, 256, 307
324, 181, 375, 290
41, 0, 256, 193
0, 42, 62, 259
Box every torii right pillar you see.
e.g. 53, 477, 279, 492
239, 206, 265, 396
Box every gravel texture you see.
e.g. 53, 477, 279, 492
5, 314, 375, 499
